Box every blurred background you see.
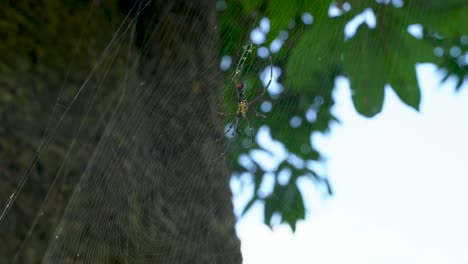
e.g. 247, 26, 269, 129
235, 64, 468, 263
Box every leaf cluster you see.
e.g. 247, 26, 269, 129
220, 0, 468, 231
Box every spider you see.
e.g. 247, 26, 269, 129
216, 56, 273, 154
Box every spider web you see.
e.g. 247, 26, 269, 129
0, 0, 352, 263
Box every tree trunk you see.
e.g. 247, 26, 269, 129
0, 1, 241, 263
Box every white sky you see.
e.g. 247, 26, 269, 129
234, 63, 468, 264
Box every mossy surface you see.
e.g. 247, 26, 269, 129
0, 1, 130, 262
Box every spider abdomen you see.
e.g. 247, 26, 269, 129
238, 99, 248, 117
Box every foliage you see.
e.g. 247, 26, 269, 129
220, 0, 468, 231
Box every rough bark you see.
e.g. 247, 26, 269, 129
0, 1, 241, 263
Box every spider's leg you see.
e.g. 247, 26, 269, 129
214, 139, 233, 160
249, 93, 264, 105
255, 111, 266, 118
216, 116, 239, 142
243, 116, 255, 147
229, 117, 240, 139
214, 118, 240, 160
218, 112, 235, 116
250, 56, 273, 105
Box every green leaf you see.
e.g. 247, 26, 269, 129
285, 17, 345, 91
303, 1, 332, 19
266, 0, 302, 38
220, 2, 244, 56
242, 196, 257, 216
379, 6, 422, 110
280, 181, 305, 232
238, 0, 263, 15
263, 195, 277, 227
262, 179, 306, 231
387, 56, 421, 110
410, 0, 468, 36
343, 24, 386, 117
253, 170, 264, 192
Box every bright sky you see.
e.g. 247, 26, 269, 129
234, 64, 468, 264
